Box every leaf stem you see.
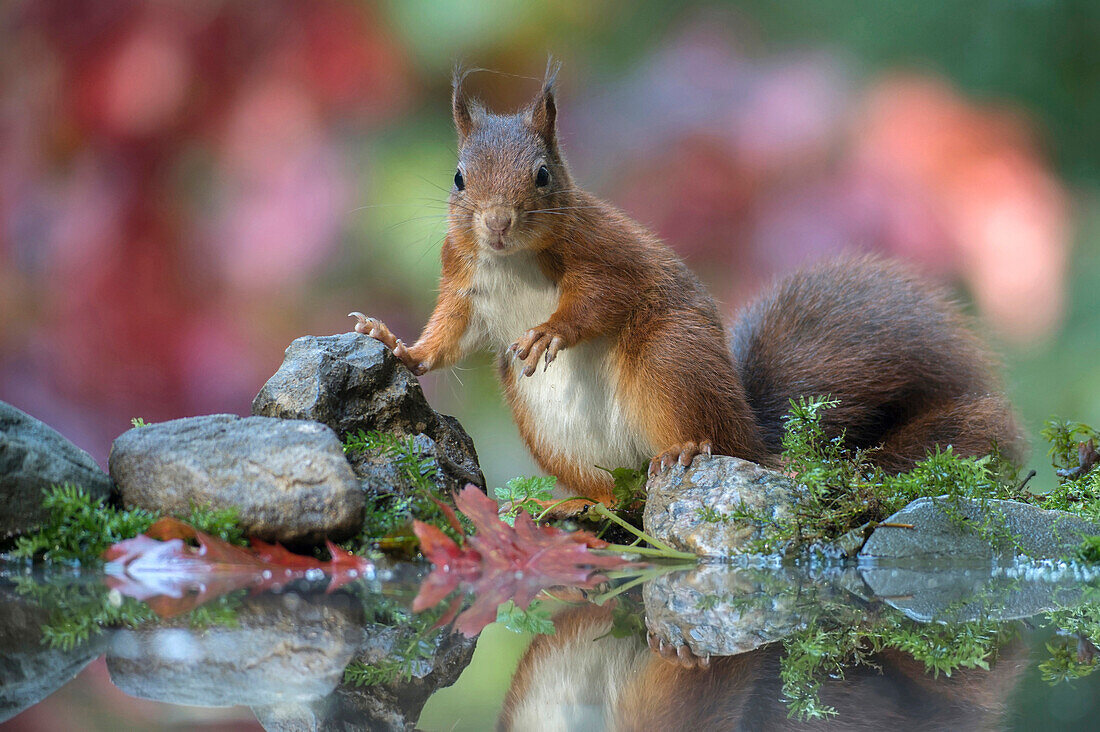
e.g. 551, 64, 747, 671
587, 502, 688, 556
590, 565, 691, 605
597, 543, 698, 561
536, 496, 597, 522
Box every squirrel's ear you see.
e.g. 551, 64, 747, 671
452, 65, 480, 143
528, 59, 560, 145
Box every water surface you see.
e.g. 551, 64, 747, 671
2, 556, 1099, 730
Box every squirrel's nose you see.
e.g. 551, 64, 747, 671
484, 208, 514, 235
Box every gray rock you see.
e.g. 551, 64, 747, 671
859, 496, 1100, 563
643, 456, 801, 557
251, 333, 483, 494
0, 401, 113, 540
109, 414, 362, 544
106, 592, 362, 708
0, 583, 108, 723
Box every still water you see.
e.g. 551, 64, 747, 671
2, 556, 1100, 731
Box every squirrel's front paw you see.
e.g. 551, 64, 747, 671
509, 326, 565, 377
348, 312, 430, 375
648, 441, 713, 477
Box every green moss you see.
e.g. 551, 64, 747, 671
1039, 638, 1097, 684
341, 429, 466, 554
780, 615, 1010, 721
1040, 419, 1099, 474
181, 503, 246, 546
1037, 418, 1100, 558
1079, 536, 1100, 563
11, 576, 244, 651
342, 600, 449, 687
1042, 587, 1100, 685
713, 396, 1041, 553
10, 484, 158, 563
9, 484, 250, 564
12, 576, 158, 651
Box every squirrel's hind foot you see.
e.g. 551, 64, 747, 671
648, 441, 712, 477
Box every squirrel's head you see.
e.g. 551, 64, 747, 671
449, 63, 574, 255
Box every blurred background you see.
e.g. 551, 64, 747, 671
2, 0, 1099, 729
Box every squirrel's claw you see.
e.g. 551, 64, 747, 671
349, 311, 370, 332
350, 314, 428, 374
511, 328, 566, 377
349, 312, 398, 350
648, 440, 713, 476
543, 336, 564, 369
647, 631, 711, 669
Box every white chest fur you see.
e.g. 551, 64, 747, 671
467, 253, 652, 477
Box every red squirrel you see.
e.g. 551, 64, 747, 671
351, 67, 1024, 504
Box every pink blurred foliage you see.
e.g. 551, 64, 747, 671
569, 21, 1069, 341
0, 1, 413, 463
0, 5, 1073, 472
851, 75, 1069, 340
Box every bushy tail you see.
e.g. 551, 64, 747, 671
729, 256, 1026, 470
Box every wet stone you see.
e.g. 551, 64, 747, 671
0, 400, 113, 540
643, 456, 801, 557
109, 414, 363, 544
859, 496, 1100, 563
106, 592, 362, 708
251, 332, 484, 493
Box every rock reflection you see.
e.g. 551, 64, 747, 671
106, 592, 363, 706
0, 566, 476, 731
0, 579, 107, 723
501, 602, 1025, 730
500, 558, 1100, 729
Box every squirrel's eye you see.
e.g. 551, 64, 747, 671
454, 169, 465, 191
535, 165, 550, 187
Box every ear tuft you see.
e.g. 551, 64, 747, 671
529, 57, 561, 145
452, 63, 482, 143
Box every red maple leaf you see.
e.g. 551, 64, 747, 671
412, 485, 639, 636
103, 517, 374, 616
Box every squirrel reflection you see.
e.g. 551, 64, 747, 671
498, 604, 1025, 731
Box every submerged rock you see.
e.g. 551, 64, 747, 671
643, 456, 801, 558
109, 414, 362, 544
0, 401, 113, 540
251, 332, 483, 493
106, 592, 362, 708
859, 496, 1100, 563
